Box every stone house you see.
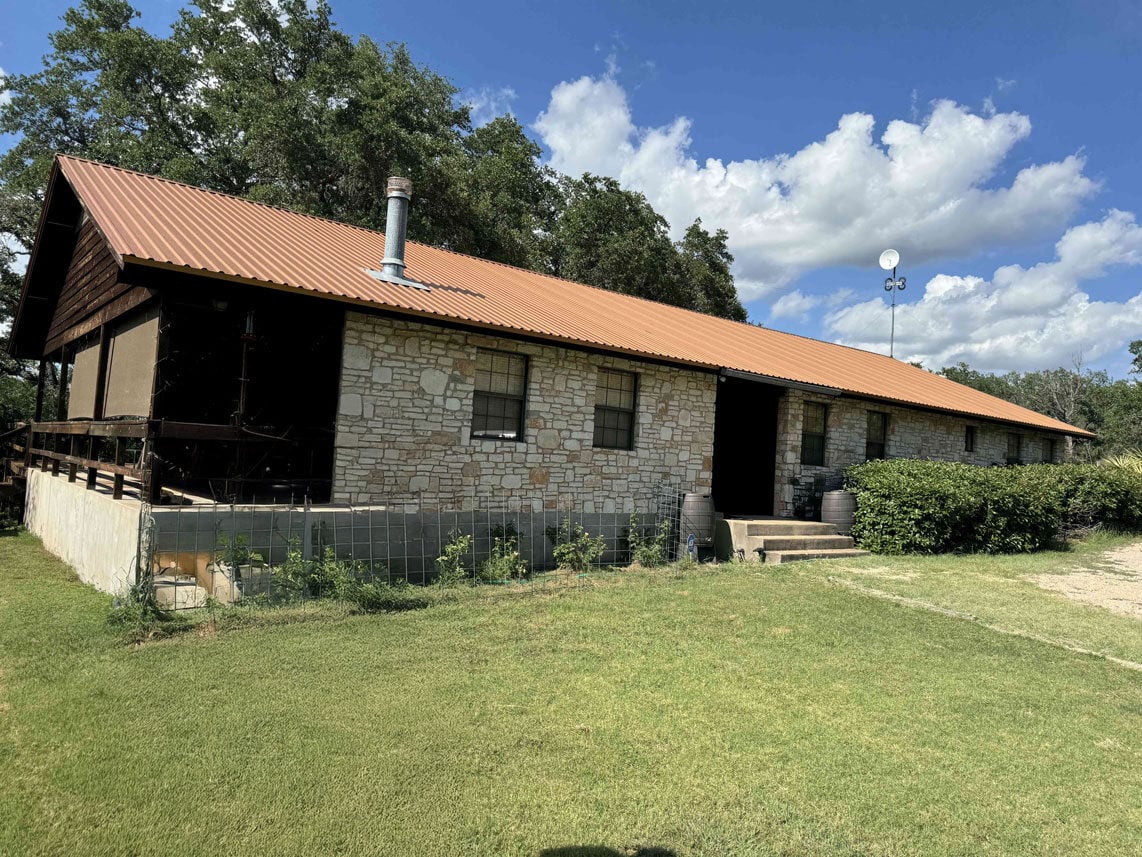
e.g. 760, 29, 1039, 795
8, 155, 1090, 528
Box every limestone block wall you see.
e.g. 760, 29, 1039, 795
333, 313, 717, 510
772, 389, 1067, 516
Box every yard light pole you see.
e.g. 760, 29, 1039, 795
879, 249, 906, 358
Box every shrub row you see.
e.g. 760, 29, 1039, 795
844, 459, 1142, 555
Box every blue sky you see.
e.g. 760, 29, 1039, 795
3, 0, 1141, 375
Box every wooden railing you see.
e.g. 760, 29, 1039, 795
9, 419, 329, 504
24, 420, 148, 499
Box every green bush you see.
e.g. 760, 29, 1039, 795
270, 542, 381, 601
108, 575, 192, 641
549, 516, 607, 573
626, 514, 672, 567
435, 530, 473, 585
845, 459, 1142, 555
354, 581, 430, 613
479, 535, 529, 581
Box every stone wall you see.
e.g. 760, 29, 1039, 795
772, 389, 1067, 516
333, 313, 717, 510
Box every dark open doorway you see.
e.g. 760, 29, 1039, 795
712, 376, 783, 516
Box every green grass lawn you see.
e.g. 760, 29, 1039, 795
2, 531, 1141, 856
803, 532, 1142, 667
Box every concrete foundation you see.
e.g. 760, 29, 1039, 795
24, 469, 143, 595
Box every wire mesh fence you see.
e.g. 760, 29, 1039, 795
139, 483, 712, 610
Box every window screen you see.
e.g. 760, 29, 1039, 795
67, 337, 101, 420
865, 411, 888, 460
965, 425, 977, 452
103, 306, 160, 418
472, 350, 527, 440
1006, 432, 1022, 465
801, 402, 827, 466
593, 368, 637, 450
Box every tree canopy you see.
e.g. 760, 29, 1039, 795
0, 0, 747, 311
938, 353, 1142, 459
0, 0, 749, 426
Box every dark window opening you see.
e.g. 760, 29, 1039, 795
1043, 438, 1057, 462
965, 425, 977, 452
801, 402, 827, 466
1006, 432, 1022, 465
472, 350, 527, 441
593, 368, 637, 450
866, 411, 889, 460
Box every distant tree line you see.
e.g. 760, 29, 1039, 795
0, 0, 747, 426
937, 342, 1142, 459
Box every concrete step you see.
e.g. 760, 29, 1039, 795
763, 548, 869, 564
758, 534, 855, 552
744, 519, 839, 537
153, 575, 210, 609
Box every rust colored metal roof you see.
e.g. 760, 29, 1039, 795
55, 155, 1091, 437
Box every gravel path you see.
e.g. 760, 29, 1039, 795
1031, 542, 1142, 619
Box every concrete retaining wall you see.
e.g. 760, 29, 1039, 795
24, 469, 142, 594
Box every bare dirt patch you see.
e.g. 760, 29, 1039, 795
844, 565, 918, 581
1031, 542, 1142, 619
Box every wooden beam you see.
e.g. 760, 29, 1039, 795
55, 346, 70, 421
26, 449, 142, 479
112, 437, 125, 499
154, 420, 244, 440
91, 325, 110, 421
30, 419, 147, 438
33, 359, 48, 421
45, 287, 157, 354
88, 421, 147, 438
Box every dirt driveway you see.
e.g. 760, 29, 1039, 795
1032, 542, 1142, 619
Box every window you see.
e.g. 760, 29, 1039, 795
472, 349, 527, 440
866, 411, 889, 460
965, 425, 977, 452
593, 368, 637, 450
1042, 438, 1057, 463
1006, 432, 1022, 465
801, 402, 827, 466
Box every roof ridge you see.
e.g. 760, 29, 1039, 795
55, 157, 919, 362
56, 154, 386, 239
50, 155, 1090, 437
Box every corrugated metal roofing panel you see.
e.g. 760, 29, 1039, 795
55, 155, 1092, 437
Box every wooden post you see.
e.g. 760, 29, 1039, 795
68, 435, 78, 483
112, 437, 125, 500
92, 325, 110, 421
33, 359, 47, 422
85, 435, 98, 490
144, 444, 163, 503
56, 347, 70, 422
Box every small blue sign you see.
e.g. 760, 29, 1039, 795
686, 534, 696, 556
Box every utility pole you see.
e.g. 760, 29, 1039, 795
879, 249, 906, 358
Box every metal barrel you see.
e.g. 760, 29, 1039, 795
821, 490, 856, 534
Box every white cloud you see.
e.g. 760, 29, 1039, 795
534, 74, 1097, 300
0, 67, 11, 107
996, 77, 1017, 91
769, 290, 822, 320
825, 287, 856, 308
463, 86, 517, 127
825, 210, 1142, 372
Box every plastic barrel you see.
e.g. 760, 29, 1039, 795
679, 492, 715, 547
821, 490, 856, 535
